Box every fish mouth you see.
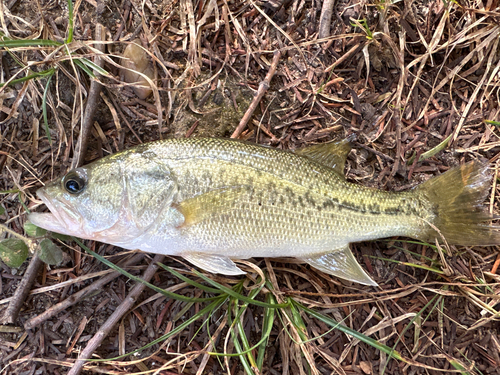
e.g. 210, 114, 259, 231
28, 189, 83, 236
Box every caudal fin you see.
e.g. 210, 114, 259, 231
416, 161, 500, 246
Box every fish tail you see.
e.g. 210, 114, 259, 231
416, 161, 500, 246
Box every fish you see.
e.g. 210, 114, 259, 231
28, 137, 500, 286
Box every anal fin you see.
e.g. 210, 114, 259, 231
300, 245, 377, 286
183, 253, 245, 276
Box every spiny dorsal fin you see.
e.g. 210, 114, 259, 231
300, 245, 377, 286
295, 137, 353, 177
183, 253, 245, 275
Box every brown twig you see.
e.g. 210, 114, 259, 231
391, 114, 402, 176
318, 0, 335, 39
0, 253, 43, 324
185, 120, 200, 138
108, 89, 143, 144
324, 42, 362, 72
67, 254, 165, 375
112, 0, 131, 41
354, 142, 395, 162
71, 23, 106, 169
231, 50, 281, 139
24, 253, 145, 330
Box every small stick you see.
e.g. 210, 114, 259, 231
71, 23, 106, 169
112, 0, 131, 41
491, 253, 500, 275
318, 0, 335, 39
231, 50, 281, 139
24, 253, 144, 330
325, 43, 361, 73
354, 142, 395, 162
67, 254, 165, 375
391, 114, 402, 176
0, 253, 43, 324
108, 90, 143, 144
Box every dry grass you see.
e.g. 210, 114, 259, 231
1, 0, 500, 374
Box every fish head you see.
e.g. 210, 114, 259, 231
29, 151, 179, 245
28, 159, 127, 240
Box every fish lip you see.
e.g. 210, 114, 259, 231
29, 188, 83, 235
36, 189, 65, 226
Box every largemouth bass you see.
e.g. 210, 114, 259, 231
28, 137, 499, 285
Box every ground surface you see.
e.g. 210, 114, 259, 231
1, 0, 500, 374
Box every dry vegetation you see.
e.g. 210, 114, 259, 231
1, 0, 500, 374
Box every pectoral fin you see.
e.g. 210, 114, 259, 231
183, 253, 246, 275
300, 245, 377, 286
175, 186, 247, 228
295, 137, 353, 177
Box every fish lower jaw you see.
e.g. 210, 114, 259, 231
27, 212, 81, 237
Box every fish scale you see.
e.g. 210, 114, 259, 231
155, 139, 423, 215
29, 137, 500, 286
148, 139, 424, 250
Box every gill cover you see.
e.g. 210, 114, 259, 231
121, 151, 177, 230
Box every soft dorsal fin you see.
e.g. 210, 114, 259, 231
183, 252, 245, 275
300, 245, 378, 286
294, 137, 353, 177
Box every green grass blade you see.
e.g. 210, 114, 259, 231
172, 301, 195, 322
66, 0, 74, 44
233, 283, 264, 321
288, 302, 308, 341
449, 358, 471, 375
207, 324, 273, 358
384, 238, 437, 250
18, 192, 30, 213
0, 39, 62, 47
418, 133, 453, 162
73, 59, 95, 78
369, 255, 445, 274
385, 244, 439, 264
407, 133, 452, 165
156, 263, 223, 294
291, 299, 407, 362
90, 296, 228, 362
78, 57, 108, 76
207, 285, 272, 358
381, 293, 442, 374
231, 331, 256, 375
73, 238, 217, 303
236, 317, 257, 368
226, 300, 256, 375
231, 284, 259, 366
0, 189, 20, 194
485, 120, 500, 126
0, 68, 56, 87
454, 348, 485, 375
193, 270, 290, 309
256, 293, 275, 370
351, 18, 373, 39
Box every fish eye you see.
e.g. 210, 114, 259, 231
63, 169, 87, 195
